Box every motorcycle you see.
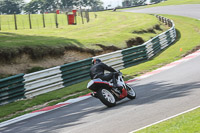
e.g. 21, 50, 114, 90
87, 71, 136, 107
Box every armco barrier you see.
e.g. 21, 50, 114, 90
0, 74, 25, 105
122, 44, 147, 68
0, 15, 176, 105
23, 66, 64, 98
23, 58, 92, 98
60, 58, 92, 87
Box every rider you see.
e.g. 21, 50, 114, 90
90, 58, 120, 89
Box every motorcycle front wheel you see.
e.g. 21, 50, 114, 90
126, 84, 136, 99
97, 88, 116, 107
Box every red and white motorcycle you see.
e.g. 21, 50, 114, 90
87, 71, 136, 107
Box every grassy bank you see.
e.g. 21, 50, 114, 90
136, 107, 200, 133
0, 11, 167, 76
0, 12, 166, 50
122, 15, 200, 77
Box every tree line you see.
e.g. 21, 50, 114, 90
122, 0, 165, 7
0, 0, 103, 14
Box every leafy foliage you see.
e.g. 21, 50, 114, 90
0, 0, 25, 14
0, 0, 103, 14
122, 0, 147, 7
24, 0, 103, 13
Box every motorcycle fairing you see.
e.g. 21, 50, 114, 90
119, 88, 128, 99
87, 78, 113, 91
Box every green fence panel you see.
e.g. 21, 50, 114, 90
63, 76, 90, 87
122, 45, 146, 55
123, 52, 147, 62
62, 66, 91, 77
122, 45, 148, 68
0, 85, 25, 97
60, 58, 92, 72
0, 73, 25, 105
62, 69, 90, 80
60, 58, 92, 87
124, 57, 148, 68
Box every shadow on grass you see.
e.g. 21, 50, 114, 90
0, 32, 93, 62
0, 32, 84, 47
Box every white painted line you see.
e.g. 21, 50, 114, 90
129, 105, 200, 133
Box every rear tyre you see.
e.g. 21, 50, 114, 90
97, 88, 116, 107
126, 84, 136, 99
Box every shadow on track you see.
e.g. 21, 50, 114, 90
1, 81, 199, 133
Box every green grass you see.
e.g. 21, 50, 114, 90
0, 13, 89, 30
122, 15, 200, 77
0, 80, 90, 122
136, 107, 200, 133
0, 12, 167, 50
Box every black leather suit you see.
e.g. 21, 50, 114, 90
90, 62, 117, 82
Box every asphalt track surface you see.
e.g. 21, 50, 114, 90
1, 4, 200, 133
121, 4, 200, 20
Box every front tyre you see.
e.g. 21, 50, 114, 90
126, 84, 136, 99
97, 88, 116, 107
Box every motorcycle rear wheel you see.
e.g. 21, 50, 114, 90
126, 84, 136, 99
97, 88, 116, 107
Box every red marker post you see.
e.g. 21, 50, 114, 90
67, 14, 75, 25
56, 10, 60, 14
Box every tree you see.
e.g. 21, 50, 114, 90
73, 0, 102, 7
23, 0, 104, 14
24, 0, 60, 13
122, 0, 147, 7
151, 0, 163, 4
24, 0, 45, 14
0, 0, 25, 14
132, 0, 146, 6
89, 0, 104, 11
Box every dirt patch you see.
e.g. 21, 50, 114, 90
0, 44, 120, 76
126, 37, 145, 47
0, 51, 93, 75
133, 24, 162, 34
95, 44, 121, 51
0, 36, 146, 76
153, 24, 163, 31
64, 45, 102, 56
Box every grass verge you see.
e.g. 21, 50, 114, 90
122, 15, 200, 77
135, 107, 200, 133
0, 80, 90, 123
